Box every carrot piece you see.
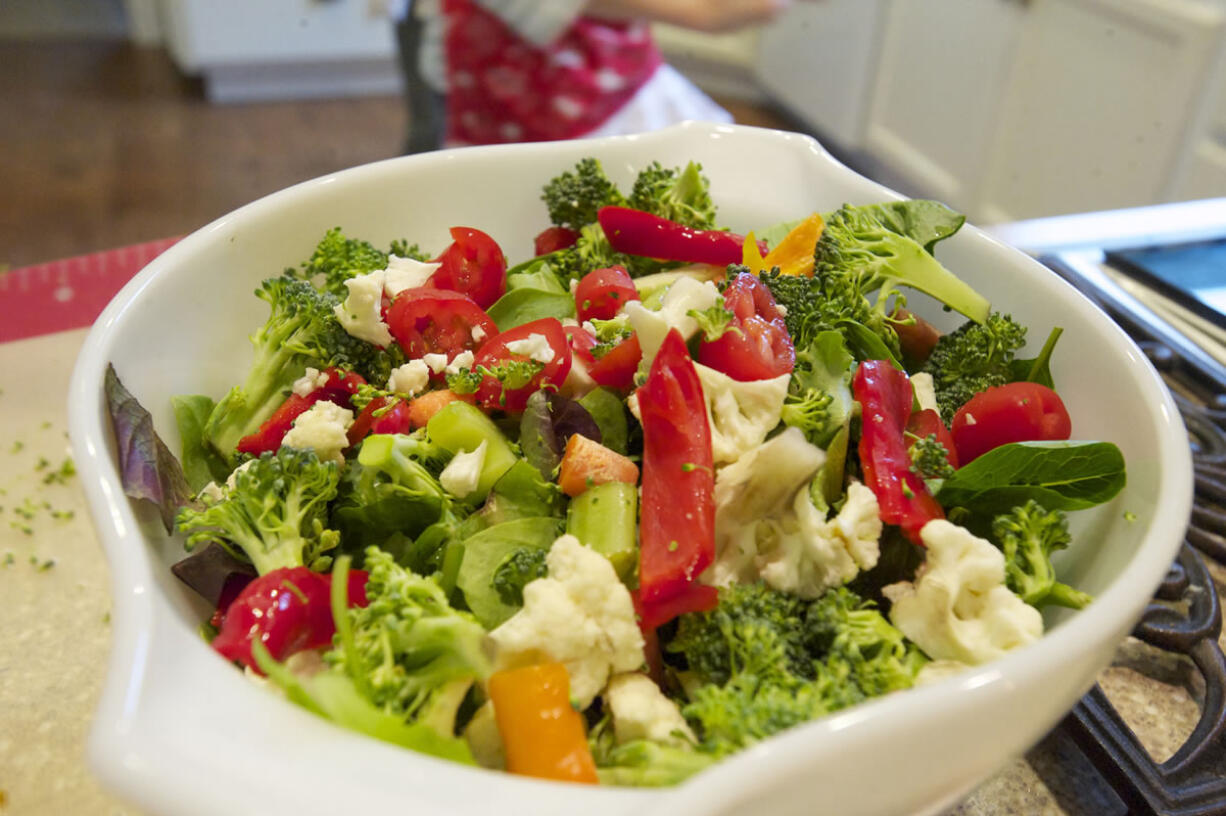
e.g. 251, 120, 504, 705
557, 433, 639, 497
406, 389, 474, 429
487, 663, 599, 784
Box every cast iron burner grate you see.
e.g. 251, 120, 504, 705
1042, 256, 1226, 816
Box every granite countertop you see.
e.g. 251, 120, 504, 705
0, 327, 1219, 816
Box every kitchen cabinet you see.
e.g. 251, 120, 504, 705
159, 0, 400, 102
756, 0, 1226, 221
979, 0, 1226, 220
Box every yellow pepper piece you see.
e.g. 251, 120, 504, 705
742, 229, 766, 269
747, 213, 825, 277
488, 663, 599, 784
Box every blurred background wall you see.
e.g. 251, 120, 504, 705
3, 0, 1225, 269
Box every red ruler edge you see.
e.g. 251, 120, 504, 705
0, 238, 182, 344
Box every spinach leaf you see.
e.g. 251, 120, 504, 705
851, 200, 965, 254
936, 441, 1126, 516
1009, 326, 1063, 389
485, 258, 575, 330
172, 394, 231, 491
578, 387, 629, 455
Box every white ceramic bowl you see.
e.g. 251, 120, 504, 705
68, 122, 1192, 816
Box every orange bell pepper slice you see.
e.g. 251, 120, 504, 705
742, 213, 824, 277
487, 663, 599, 784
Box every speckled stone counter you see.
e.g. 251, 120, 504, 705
1, 328, 1217, 816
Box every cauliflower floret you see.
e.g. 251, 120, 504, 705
910, 372, 938, 414
504, 332, 556, 364
694, 363, 790, 465
422, 352, 449, 374
707, 428, 882, 598
604, 673, 695, 747
387, 359, 430, 397
334, 270, 393, 347
291, 367, 329, 397
382, 255, 439, 296
281, 401, 354, 465
756, 481, 882, 597
446, 350, 475, 376
883, 520, 1044, 665
489, 535, 644, 708
439, 439, 487, 499
624, 277, 722, 368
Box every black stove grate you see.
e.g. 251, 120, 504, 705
1042, 257, 1226, 816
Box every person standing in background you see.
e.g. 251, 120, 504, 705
394, 0, 791, 153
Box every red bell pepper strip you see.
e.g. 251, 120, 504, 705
853, 360, 944, 545
636, 329, 715, 619
597, 205, 764, 267
211, 566, 369, 673
635, 582, 718, 632
236, 367, 366, 456
533, 225, 580, 256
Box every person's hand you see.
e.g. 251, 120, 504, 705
674, 0, 793, 33
584, 0, 793, 34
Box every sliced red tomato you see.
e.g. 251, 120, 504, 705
211, 566, 369, 673
951, 382, 1072, 463
697, 271, 794, 382
427, 226, 507, 309
346, 396, 414, 447
473, 317, 573, 411
637, 329, 714, 612
575, 265, 639, 322
565, 325, 598, 367
588, 334, 641, 391
386, 287, 498, 363
534, 225, 580, 256
853, 361, 944, 545
236, 368, 366, 456
906, 407, 959, 470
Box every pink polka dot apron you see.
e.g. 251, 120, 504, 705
442, 0, 663, 144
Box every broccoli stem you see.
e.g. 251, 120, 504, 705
566, 482, 638, 582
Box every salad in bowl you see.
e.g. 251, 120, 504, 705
71, 123, 1188, 816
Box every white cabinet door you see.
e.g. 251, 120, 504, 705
753, 0, 890, 151
864, 0, 1025, 210
980, 0, 1226, 221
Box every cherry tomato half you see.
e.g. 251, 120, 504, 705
534, 225, 580, 256
347, 396, 413, 447
697, 272, 794, 382
473, 317, 573, 411
386, 287, 498, 363
428, 226, 507, 310
574, 265, 640, 322
211, 566, 369, 673
950, 382, 1072, 463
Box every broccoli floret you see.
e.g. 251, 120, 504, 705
175, 447, 341, 575
991, 500, 1092, 610
326, 547, 490, 734
778, 331, 855, 448
909, 433, 955, 480
594, 740, 716, 787
666, 583, 922, 756
202, 275, 398, 462
765, 202, 989, 362
388, 239, 431, 263
805, 586, 925, 700
491, 547, 548, 606
294, 227, 390, 299
628, 161, 717, 230
541, 158, 627, 230
668, 582, 814, 686
922, 312, 1028, 421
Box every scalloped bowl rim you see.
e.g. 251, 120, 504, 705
67, 122, 1192, 816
